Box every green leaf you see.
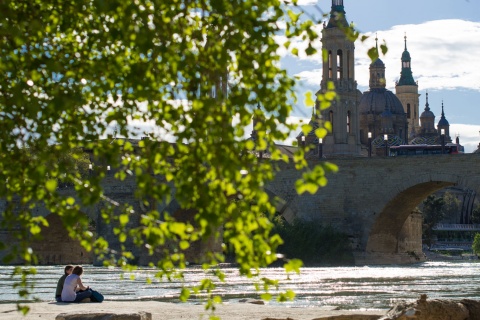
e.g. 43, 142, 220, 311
66, 197, 75, 205
284, 259, 303, 273
180, 288, 190, 302
45, 180, 57, 192
304, 91, 315, 107
260, 293, 272, 301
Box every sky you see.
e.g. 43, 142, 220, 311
282, 0, 480, 152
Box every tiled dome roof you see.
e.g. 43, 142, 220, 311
359, 88, 405, 115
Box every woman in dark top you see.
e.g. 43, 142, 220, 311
55, 265, 73, 302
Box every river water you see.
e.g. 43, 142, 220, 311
0, 261, 479, 311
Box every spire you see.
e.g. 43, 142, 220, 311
326, 0, 348, 29
425, 92, 430, 111
438, 100, 450, 126
397, 34, 417, 86
369, 33, 386, 89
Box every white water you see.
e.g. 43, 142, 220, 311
1, 261, 479, 311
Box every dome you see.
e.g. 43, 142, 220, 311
437, 102, 450, 126
420, 109, 435, 119
437, 117, 449, 126
371, 58, 384, 67
359, 88, 405, 115
402, 50, 411, 61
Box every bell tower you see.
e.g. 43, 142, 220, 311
318, 0, 361, 156
395, 35, 420, 140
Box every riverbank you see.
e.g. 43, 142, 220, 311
0, 301, 386, 320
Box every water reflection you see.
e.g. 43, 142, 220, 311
0, 261, 479, 311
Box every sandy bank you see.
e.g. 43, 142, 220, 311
0, 300, 386, 320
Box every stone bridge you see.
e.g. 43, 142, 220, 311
266, 153, 480, 264
2, 153, 479, 266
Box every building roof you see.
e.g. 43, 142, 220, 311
359, 88, 405, 115
437, 102, 450, 126
420, 92, 435, 119
397, 36, 417, 86
326, 0, 349, 29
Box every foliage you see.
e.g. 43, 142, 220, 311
471, 204, 480, 224
0, 0, 349, 312
421, 195, 446, 248
441, 192, 462, 223
472, 233, 480, 255
272, 217, 354, 266
0, 0, 386, 315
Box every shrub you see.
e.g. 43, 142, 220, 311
272, 217, 354, 266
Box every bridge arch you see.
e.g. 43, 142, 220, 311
366, 181, 454, 254
366, 170, 480, 256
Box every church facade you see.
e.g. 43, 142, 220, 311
299, 0, 456, 157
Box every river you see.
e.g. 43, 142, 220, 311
0, 261, 479, 311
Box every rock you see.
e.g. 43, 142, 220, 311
380, 295, 469, 320
55, 312, 152, 320
238, 298, 265, 305
460, 299, 480, 320
312, 316, 382, 320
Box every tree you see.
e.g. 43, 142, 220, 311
441, 191, 461, 224
471, 203, 480, 224
421, 195, 446, 248
0, 0, 352, 314
472, 233, 480, 256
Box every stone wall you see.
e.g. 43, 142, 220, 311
266, 153, 480, 264
1, 153, 479, 266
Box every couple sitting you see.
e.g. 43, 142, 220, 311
55, 265, 103, 303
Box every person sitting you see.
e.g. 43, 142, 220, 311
55, 265, 73, 302
61, 265, 93, 303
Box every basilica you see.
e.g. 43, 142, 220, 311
297, 0, 459, 157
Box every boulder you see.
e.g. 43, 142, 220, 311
55, 312, 152, 320
311, 316, 383, 320
460, 299, 480, 320
380, 294, 469, 320
238, 298, 265, 305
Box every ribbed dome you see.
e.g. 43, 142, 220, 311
437, 102, 450, 126
420, 109, 435, 118
437, 117, 449, 126
359, 88, 405, 115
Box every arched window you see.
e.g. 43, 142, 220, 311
346, 111, 351, 133
347, 51, 351, 79
328, 51, 333, 79
337, 50, 343, 79
329, 110, 334, 130
407, 104, 411, 119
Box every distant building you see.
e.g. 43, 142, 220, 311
297, 0, 463, 157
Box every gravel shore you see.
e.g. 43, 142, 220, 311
0, 300, 386, 320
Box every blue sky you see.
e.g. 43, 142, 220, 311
282, 0, 480, 152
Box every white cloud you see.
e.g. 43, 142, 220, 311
286, 19, 480, 93
295, 69, 322, 87
295, 0, 319, 6
355, 19, 480, 91
450, 123, 480, 153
